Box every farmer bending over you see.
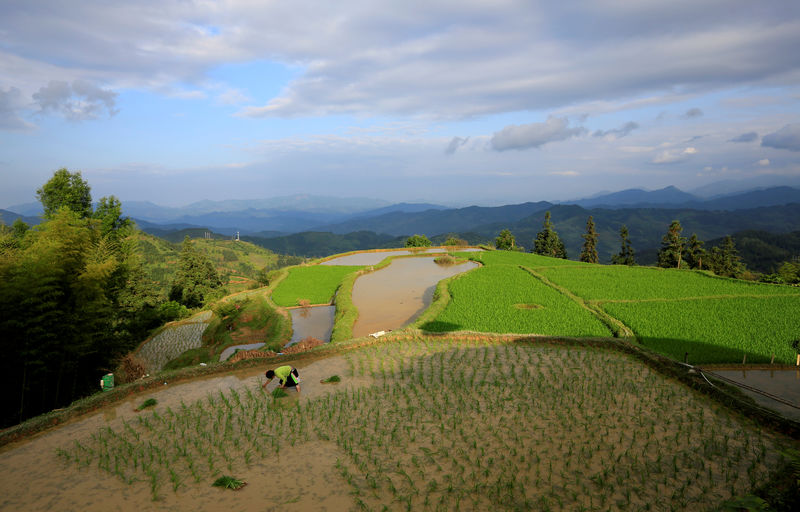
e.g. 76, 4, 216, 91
263, 365, 301, 393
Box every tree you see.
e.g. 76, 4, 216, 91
443, 235, 468, 247
579, 216, 599, 263
709, 235, 745, 278
684, 233, 707, 270
495, 229, 516, 250
36, 168, 93, 219
777, 257, 800, 285
93, 195, 131, 238
533, 211, 567, 259
658, 220, 686, 268
169, 236, 222, 308
611, 225, 636, 265
405, 234, 432, 247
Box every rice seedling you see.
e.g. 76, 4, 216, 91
135, 398, 158, 412
212, 475, 247, 490
57, 338, 794, 510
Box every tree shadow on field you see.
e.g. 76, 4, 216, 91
637, 336, 793, 366
418, 321, 463, 332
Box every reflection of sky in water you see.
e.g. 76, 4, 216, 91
288, 305, 335, 346
714, 369, 800, 421
351, 257, 479, 337
321, 248, 482, 266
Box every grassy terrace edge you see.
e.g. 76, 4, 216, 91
3, 332, 799, 449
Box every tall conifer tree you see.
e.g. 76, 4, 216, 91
658, 220, 686, 268
611, 225, 636, 265
579, 216, 599, 263
533, 211, 567, 259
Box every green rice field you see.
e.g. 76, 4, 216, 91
271, 265, 363, 307
426, 251, 800, 364
57, 339, 794, 510
421, 265, 610, 337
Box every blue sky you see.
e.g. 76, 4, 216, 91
1, 0, 799, 208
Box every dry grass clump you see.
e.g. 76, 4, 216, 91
229, 348, 279, 363
115, 354, 148, 384
282, 337, 324, 354
433, 254, 457, 266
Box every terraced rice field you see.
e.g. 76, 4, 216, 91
47, 339, 795, 511
271, 265, 363, 307
434, 252, 800, 364
136, 312, 212, 372
421, 265, 610, 337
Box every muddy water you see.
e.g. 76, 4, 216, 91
219, 342, 265, 361
0, 356, 373, 512
288, 305, 335, 346
714, 369, 800, 421
351, 257, 478, 338
321, 247, 481, 266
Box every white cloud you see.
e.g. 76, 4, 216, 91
3, 1, 798, 120
490, 117, 586, 151
652, 146, 698, 164
758, 158, 770, 166
445, 136, 469, 155
32, 80, 118, 120
0, 86, 35, 130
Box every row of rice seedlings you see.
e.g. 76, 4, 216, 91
56, 382, 309, 500
58, 339, 788, 509
321, 340, 785, 510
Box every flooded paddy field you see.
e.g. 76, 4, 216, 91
351, 257, 479, 337
288, 305, 336, 345
710, 368, 800, 421
321, 248, 481, 266
1, 339, 795, 511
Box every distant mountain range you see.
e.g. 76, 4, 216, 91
5, 186, 800, 268
0, 209, 41, 227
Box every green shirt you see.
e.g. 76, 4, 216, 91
274, 365, 295, 385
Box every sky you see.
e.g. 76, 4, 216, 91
1, 0, 800, 209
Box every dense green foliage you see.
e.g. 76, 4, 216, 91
271, 265, 363, 307
422, 264, 610, 336
36, 168, 93, 219
244, 230, 400, 258
169, 236, 223, 308
658, 220, 686, 268
579, 215, 599, 263
0, 204, 159, 428
684, 233, 706, 270
610, 224, 636, 265
708, 235, 745, 278
405, 234, 432, 247
533, 211, 567, 258
494, 228, 517, 250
